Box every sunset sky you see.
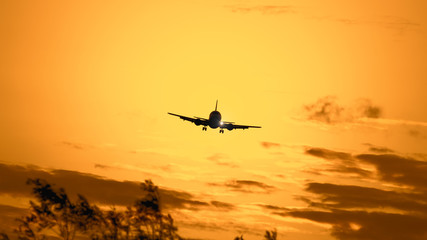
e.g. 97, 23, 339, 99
1, 0, 427, 239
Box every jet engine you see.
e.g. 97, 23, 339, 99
194, 119, 201, 126
226, 124, 234, 131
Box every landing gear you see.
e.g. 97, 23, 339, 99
202, 127, 207, 131
219, 129, 224, 134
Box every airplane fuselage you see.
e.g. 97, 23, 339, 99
167, 100, 261, 133
208, 110, 221, 128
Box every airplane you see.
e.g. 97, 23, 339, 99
168, 100, 261, 133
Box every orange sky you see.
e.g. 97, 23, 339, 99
1, 1, 427, 239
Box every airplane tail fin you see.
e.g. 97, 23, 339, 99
215, 100, 218, 111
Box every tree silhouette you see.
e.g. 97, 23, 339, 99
264, 229, 277, 240
16, 178, 98, 240
15, 178, 182, 240
8, 178, 278, 240
0, 233, 9, 240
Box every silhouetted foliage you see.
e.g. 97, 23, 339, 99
264, 229, 277, 240
0, 233, 9, 240
15, 179, 98, 240
15, 178, 182, 240
8, 178, 278, 240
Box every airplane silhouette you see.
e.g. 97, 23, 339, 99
168, 100, 261, 133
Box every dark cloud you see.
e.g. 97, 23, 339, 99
325, 165, 372, 177
361, 103, 381, 118
210, 201, 235, 210
304, 96, 344, 124
260, 142, 281, 149
304, 183, 427, 213
356, 154, 427, 190
303, 96, 382, 124
160, 188, 209, 211
206, 154, 238, 168
257, 204, 289, 211
285, 210, 427, 240
305, 147, 427, 190
227, 5, 295, 15
0, 163, 220, 212
305, 147, 371, 177
368, 146, 392, 153
363, 143, 394, 153
286, 146, 427, 239
209, 180, 276, 194
305, 147, 352, 161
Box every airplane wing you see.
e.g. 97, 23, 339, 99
168, 112, 209, 126
220, 123, 261, 130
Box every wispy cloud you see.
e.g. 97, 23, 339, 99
375, 16, 421, 35
363, 143, 394, 153
407, 129, 427, 140
303, 96, 382, 124
60, 141, 94, 150
305, 147, 352, 161
94, 163, 113, 169
260, 141, 281, 149
227, 3, 420, 35
299, 96, 427, 132
209, 180, 276, 194
311, 15, 420, 34
227, 5, 295, 15
206, 153, 238, 168
210, 201, 235, 210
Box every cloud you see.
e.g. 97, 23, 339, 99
363, 143, 394, 153
266, 180, 427, 239
376, 16, 421, 35
356, 154, 427, 190
260, 142, 281, 149
206, 154, 238, 168
304, 147, 427, 190
304, 147, 372, 177
285, 210, 427, 240
60, 141, 93, 150
407, 129, 427, 140
310, 15, 420, 35
94, 163, 113, 169
305, 147, 352, 161
209, 180, 276, 194
257, 204, 289, 212
304, 183, 427, 213
303, 96, 382, 124
325, 166, 372, 178
210, 201, 235, 210
227, 5, 295, 15
279, 146, 427, 239
0, 163, 225, 212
